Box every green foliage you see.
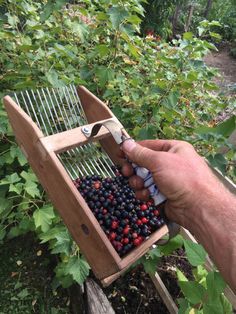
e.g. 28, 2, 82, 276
0, 0, 235, 300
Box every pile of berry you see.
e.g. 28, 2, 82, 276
73, 169, 165, 257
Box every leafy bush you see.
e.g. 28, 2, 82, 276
0, 0, 235, 298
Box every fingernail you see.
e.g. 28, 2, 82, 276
122, 139, 136, 153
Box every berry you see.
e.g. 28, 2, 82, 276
122, 237, 129, 244
111, 220, 119, 229
133, 238, 141, 246
94, 181, 101, 189
123, 226, 130, 235
109, 232, 116, 240
141, 217, 148, 224
140, 204, 148, 211
75, 168, 165, 257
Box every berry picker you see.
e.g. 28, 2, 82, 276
3, 85, 179, 285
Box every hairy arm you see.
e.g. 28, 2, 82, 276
121, 139, 236, 293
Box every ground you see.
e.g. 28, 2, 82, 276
204, 45, 236, 86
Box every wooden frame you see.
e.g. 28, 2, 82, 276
3, 85, 169, 281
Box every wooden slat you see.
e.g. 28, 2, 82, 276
149, 272, 178, 314
41, 120, 112, 154
119, 225, 168, 269
86, 278, 115, 314
77, 86, 128, 166
101, 225, 169, 287
4, 95, 121, 279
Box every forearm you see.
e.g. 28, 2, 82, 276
184, 186, 236, 293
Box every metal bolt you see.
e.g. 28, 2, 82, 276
81, 126, 91, 137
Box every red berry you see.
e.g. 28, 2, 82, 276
116, 241, 123, 251
103, 209, 108, 215
94, 181, 101, 189
136, 219, 142, 225
133, 238, 140, 246
141, 217, 148, 224
111, 221, 118, 229
123, 237, 129, 244
140, 204, 148, 211
132, 232, 138, 239
138, 236, 143, 244
109, 232, 116, 240
123, 227, 130, 234
154, 209, 159, 216
108, 194, 114, 200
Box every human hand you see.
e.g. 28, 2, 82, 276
121, 139, 225, 228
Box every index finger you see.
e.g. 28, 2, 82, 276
137, 139, 180, 152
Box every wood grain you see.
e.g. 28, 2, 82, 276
4, 95, 121, 279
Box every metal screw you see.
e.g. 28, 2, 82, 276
81, 126, 91, 137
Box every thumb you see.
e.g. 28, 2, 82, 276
122, 139, 160, 171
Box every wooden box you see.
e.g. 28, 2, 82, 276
4, 85, 168, 284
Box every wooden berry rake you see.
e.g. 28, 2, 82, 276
3, 85, 172, 285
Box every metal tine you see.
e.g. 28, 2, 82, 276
67, 85, 114, 177
61, 86, 107, 177
20, 91, 39, 128
62, 86, 108, 177
50, 87, 89, 178
35, 89, 54, 135
69, 85, 115, 176
58, 154, 76, 179
51, 86, 100, 178
25, 90, 48, 134
54, 86, 100, 177
59, 151, 85, 179
45, 87, 65, 133
40, 88, 62, 134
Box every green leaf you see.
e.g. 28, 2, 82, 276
176, 269, 188, 282
207, 154, 227, 174
95, 44, 110, 57
178, 281, 206, 304
198, 26, 205, 37
160, 235, 184, 256
203, 297, 223, 314
220, 294, 233, 314
65, 255, 90, 284
206, 271, 226, 300
0, 173, 21, 186
9, 183, 23, 195
148, 247, 162, 259
8, 226, 21, 239
51, 229, 72, 255
25, 181, 40, 198
46, 71, 65, 88
40, 1, 54, 22
33, 205, 55, 232
138, 125, 156, 140
20, 170, 38, 183
95, 66, 115, 87
177, 298, 191, 314
209, 32, 222, 40
143, 257, 158, 275
163, 91, 180, 108
17, 288, 30, 299
183, 32, 193, 40
193, 265, 208, 282
108, 7, 128, 29
183, 240, 207, 266
0, 197, 13, 215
